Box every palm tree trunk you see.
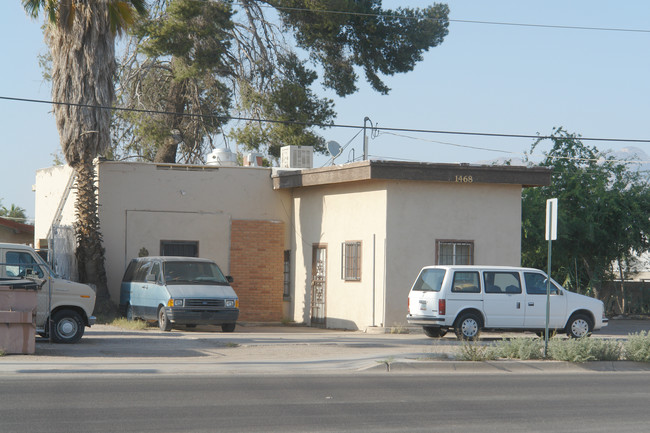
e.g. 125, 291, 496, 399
74, 158, 110, 312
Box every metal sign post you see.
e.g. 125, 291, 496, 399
544, 198, 558, 357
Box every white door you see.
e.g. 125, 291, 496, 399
523, 272, 567, 329
482, 271, 525, 328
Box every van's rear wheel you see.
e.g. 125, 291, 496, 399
423, 326, 447, 338
126, 304, 135, 321
158, 307, 173, 332
454, 312, 481, 340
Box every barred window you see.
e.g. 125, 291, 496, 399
160, 240, 198, 257
283, 250, 291, 299
437, 240, 473, 265
341, 241, 362, 281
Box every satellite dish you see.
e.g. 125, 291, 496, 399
327, 140, 342, 158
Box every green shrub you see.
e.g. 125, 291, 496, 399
548, 337, 621, 362
457, 339, 498, 361
493, 337, 544, 360
624, 331, 650, 362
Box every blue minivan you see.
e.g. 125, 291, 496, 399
119, 256, 239, 332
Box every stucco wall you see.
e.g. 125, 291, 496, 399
34, 164, 76, 244
384, 180, 523, 326
96, 162, 292, 302
291, 181, 388, 329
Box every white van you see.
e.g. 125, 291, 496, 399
406, 265, 607, 339
0, 243, 96, 343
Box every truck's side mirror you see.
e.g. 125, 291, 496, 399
226, 276, 234, 284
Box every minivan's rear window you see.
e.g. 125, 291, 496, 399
412, 268, 446, 292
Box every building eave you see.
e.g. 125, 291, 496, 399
272, 160, 552, 189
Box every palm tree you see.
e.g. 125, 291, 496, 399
1, 203, 28, 224
22, 0, 146, 313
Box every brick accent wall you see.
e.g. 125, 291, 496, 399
230, 220, 285, 322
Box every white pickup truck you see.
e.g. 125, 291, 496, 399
0, 243, 96, 343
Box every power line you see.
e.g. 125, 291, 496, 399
3, 95, 650, 145
239, 2, 650, 34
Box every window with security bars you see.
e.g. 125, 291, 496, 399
283, 250, 291, 299
341, 241, 362, 281
437, 240, 473, 265
160, 240, 199, 257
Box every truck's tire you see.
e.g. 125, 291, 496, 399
50, 310, 85, 343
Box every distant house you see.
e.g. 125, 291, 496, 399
34, 156, 550, 330
0, 216, 34, 245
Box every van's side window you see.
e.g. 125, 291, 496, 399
452, 271, 480, 293
149, 263, 161, 284
524, 272, 559, 295
484, 271, 522, 294
133, 262, 152, 283
5, 251, 44, 278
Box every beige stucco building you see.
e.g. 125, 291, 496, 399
34, 159, 550, 330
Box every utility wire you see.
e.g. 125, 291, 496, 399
3, 95, 650, 145
237, 2, 650, 34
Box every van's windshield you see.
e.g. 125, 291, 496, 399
412, 268, 446, 292
163, 261, 229, 285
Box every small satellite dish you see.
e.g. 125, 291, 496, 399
327, 140, 342, 158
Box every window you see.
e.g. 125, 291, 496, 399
524, 272, 560, 295
160, 240, 198, 257
437, 240, 473, 265
283, 250, 291, 299
5, 251, 45, 278
412, 268, 446, 292
484, 271, 522, 294
341, 241, 361, 281
451, 271, 480, 293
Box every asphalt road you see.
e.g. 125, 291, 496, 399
1, 373, 649, 433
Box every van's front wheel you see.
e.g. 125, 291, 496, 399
50, 310, 85, 343
454, 312, 481, 340
566, 314, 593, 338
158, 307, 173, 332
423, 326, 447, 338
221, 323, 236, 333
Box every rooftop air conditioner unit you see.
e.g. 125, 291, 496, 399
280, 145, 313, 169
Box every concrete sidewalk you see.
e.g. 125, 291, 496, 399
0, 319, 648, 377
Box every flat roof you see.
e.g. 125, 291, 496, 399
272, 160, 552, 189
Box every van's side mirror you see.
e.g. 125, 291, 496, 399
226, 276, 234, 284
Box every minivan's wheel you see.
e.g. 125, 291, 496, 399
221, 323, 236, 333
423, 326, 447, 338
454, 312, 481, 340
566, 314, 593, 338
50, 310, 85, 343
158, 307, 173, 332
126, 304, 135, 321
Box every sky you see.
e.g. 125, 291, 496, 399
2, 1, 650, 221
